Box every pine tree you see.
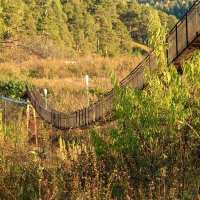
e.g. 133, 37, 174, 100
122, 2, 149, 43
82, 12, 97, 53
1, 0, 24, 39
36, 0, 73, 47
0, 2, 6, 39
53, 0, 73, 47
63, 0, 97, 54
21, 0, 37, 35
112, 20, 132, 54
95, 5, 120, 56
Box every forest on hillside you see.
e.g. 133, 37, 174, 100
137, 0, 195, 18
0, 0, 178, 59
0, 16, 199, 199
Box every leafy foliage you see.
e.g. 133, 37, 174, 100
96, 12, 200, 198
91, 130, 110, 159
0, 79, 27, 99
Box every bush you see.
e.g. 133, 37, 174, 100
0, 79, 27, 99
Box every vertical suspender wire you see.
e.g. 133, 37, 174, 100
2, 99, 6, 143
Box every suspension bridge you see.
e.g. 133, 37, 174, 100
4, 0, 200, 130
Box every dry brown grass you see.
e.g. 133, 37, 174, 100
0, 54, 144, 112
132, 41, 151, 52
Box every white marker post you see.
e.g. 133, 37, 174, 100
44, 88, 48, 109
85, 75, 89, 107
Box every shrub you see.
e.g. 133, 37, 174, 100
0, 79, 27, 99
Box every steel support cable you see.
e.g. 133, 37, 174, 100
1, 96, 31, 105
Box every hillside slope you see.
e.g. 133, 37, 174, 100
0, 0, 177, 60
137, 0, 195, 18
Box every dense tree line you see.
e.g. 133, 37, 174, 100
137, 0, 195, 18
0, 0, 177, 56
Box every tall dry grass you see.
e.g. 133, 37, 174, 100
0, 111, 133, 199
0, 54, 144, 113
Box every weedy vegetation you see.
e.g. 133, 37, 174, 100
0, 2, 199, 200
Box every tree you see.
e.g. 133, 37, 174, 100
0, 0, 24, 39
122, 2, 150, 44
21, 0, 37, 35
112, 20, 132, 54
36, 0, 73, 47
63, 0, 96, 53
95, 5, 120, 56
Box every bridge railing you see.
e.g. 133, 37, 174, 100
27, 51, 156, 129
167, 0, 200, 63
27, 0, 200, 129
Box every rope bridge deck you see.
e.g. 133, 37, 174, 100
27, 0, 200, 130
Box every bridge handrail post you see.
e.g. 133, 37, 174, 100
186, 12, 189, 46
166, 37, 169, 65
175, 24, 178, 57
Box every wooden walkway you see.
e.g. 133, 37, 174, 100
27, 0, 200, 130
